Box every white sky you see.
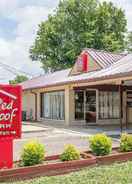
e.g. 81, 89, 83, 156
0, 0, 131, 83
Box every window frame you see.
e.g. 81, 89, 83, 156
98, 91, 120, 120
40, 90, 65, 120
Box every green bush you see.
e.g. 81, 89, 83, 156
120, 133, 132, 152
21, 140, 45, 166
89, 134, 112, 156
60, 144, 80, 161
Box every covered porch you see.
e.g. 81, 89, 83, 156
71, 80, 132, 132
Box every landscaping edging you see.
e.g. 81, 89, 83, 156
0, 153, 96, 182
2, 149, 132, 182
84, 148, 132, 165
96, 149, 132, 164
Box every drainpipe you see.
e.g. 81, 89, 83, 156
31, 90, 37, 121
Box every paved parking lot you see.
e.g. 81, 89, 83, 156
13, 123, 120, 161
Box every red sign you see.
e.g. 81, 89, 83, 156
0, 138, 13, 168
0, 85, 22, 139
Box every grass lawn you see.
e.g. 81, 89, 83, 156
5, 161, 132, 184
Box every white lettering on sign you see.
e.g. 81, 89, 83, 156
0, 124, 11, 128
0, 98, 18, 123
0, 131, 16, 135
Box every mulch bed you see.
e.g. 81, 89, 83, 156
1, 148, 132, 182
84, 148, 132, 165
0, 153, 96, 182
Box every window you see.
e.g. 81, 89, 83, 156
99, 91, 120, 119
40, 91, 65, 120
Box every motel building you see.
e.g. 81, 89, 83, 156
21, 48, 132, 129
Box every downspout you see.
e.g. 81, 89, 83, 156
31, 90, 37, 121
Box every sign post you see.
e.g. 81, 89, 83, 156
0, 85, 22, 169
0, 138, 13, 168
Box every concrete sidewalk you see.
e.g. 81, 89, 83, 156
22, 124, 52, 133
22, 121, 132, 137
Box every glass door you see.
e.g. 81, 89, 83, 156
75, 91, 84, 120
85, 90, 96, 123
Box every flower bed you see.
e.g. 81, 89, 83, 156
2, 133, 132, 182
87, 133, 132, 165
2, 149, 132, 182
84, 148, 132, 165
96, 148, 132, 164
0, 153, 96, 182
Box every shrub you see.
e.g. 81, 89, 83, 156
120, 133, 132, 152
89, 134, 112, 156
21, 140, 45, 166
60, 144, 80, 161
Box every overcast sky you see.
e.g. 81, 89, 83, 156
0, 0, 131, 83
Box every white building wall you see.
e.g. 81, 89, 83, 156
22, 92, 35, 120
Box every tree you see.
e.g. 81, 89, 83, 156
95, 1, 127, 52
30, 0, 127, 72
9, 75, 28, 84
126, 31, 132, 52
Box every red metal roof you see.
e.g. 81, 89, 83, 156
21, 49, 131, 91
21, 69, 71, 90
85, 48, 126, 68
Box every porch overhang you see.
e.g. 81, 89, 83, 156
73, 84, 132, 91
74, 82, 132, 133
